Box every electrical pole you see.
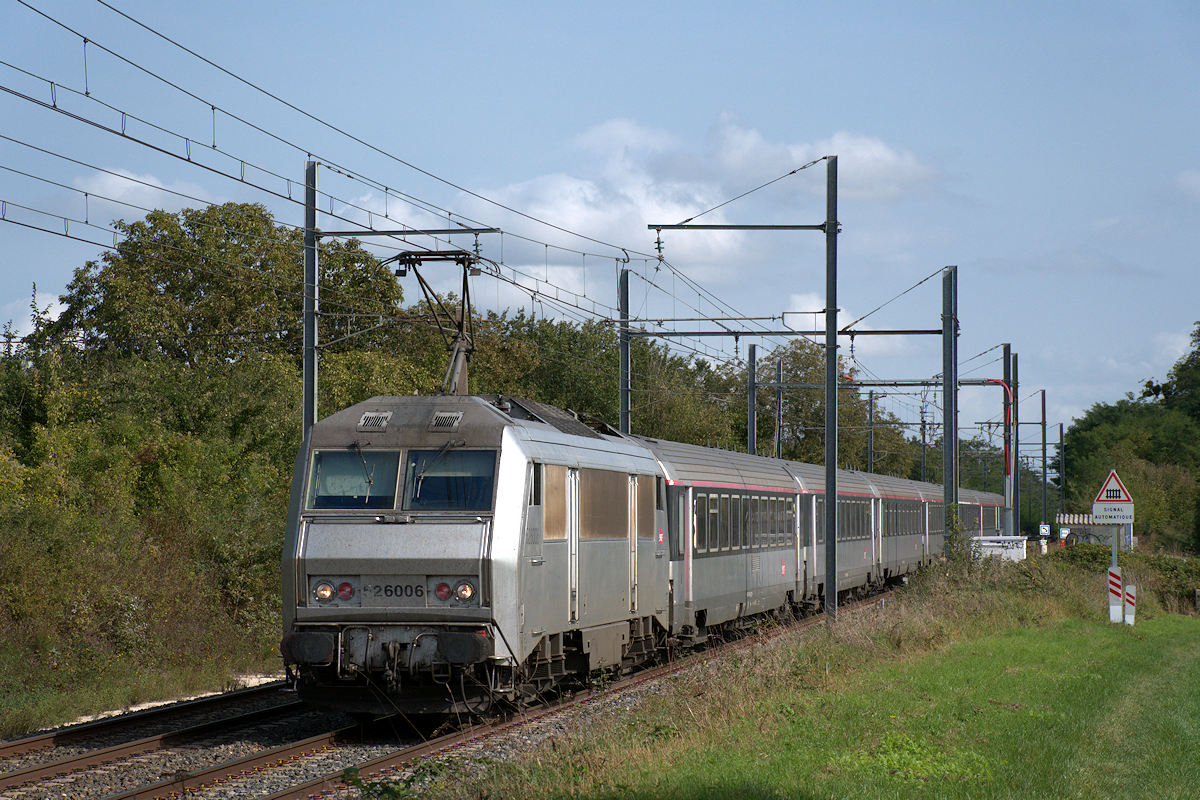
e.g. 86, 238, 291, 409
1012, 353, 1020, 535
648, 156, 842, 621
824, 156, 839, 621
867, 390, 875, 473
303, 160, 319, 440
942, 266, 959, 533
1041, 389, 1048, 528
1002, 343, 1012, 535
619, 268, 630, 434
775, 359, 784, 459
1059, 423, 1065, 511
747, 343, 757, 455
920, 411, 927, 482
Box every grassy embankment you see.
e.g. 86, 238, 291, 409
368, 545, 1200, 800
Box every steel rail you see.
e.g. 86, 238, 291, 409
99, 719, 372, 800
0, 700, 305, 791
0, 680, 288, 759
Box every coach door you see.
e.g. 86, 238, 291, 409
872, 495, 884, 580
628, 475, 638, 613
567, 467, 580, 623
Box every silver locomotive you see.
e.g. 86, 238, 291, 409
280, 394, 1003, 714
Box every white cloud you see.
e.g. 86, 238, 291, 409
784, 291, 913, 362
72, 170, 216, 222
457, 117, 940, 298
1177, 169, 1200, 200
708, 116, 941, 201
0, 292, 63, 338
1154, 329, 1191, 366
574, 118, 680, 157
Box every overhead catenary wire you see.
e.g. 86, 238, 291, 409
2, 59, 640, 331
0, 205, 727, 388
674, 158, 826, 226
30, 0, 654, 262
6, 4, 982, 413
10, 3, 762, 355
5, 8, 777, 369
841, 265, 945, 332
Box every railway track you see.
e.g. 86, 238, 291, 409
0, 681, 291, 762
0, 593, 887, 799
0, 681, 352, 800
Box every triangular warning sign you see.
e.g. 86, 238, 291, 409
1094, 470, 1133, 503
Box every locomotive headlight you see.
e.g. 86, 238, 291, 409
314, 582, 335, 602
454, 581, 476, 602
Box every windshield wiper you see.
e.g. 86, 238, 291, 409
415, 439, 462, 499
351, 440, 374, 503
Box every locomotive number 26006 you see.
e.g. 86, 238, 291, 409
361, 580, 426, 605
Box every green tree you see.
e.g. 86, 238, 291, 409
1065, 398, 1200, 551
40, 203, 402, 365
757, 339, 916, 474
1145, 321, 1200, 423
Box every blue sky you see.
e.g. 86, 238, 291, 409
2, 0, 1197, 458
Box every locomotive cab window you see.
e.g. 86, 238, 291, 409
307, 449, 401, 510
401, 449, 497, 512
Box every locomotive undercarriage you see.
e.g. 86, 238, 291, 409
284, 623, 501, 715
285, 616, 669, 716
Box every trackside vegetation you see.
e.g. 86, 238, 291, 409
356, 544, 1200, 800
1, 202, 1199, 736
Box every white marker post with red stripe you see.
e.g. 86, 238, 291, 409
1094, 470, 1135, 624
1108, 567, 1123, 624
1124, 585, 1136, 625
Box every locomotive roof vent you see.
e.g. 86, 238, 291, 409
356, 411, 392, 432
429, 410, 464, 432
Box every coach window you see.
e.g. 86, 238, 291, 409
694, 494, 708, 552
760, 497, 770, 547
798, 496, 810, 545
729, 494, 739, 551
762, 498, 772, 547
543, 465, 567, 541
777, 497, 787, 545
705, 495, 718, 551
579, 469, 628, 539
777, 497, 787, 546
637, 475, 655, 539
715, 495, 728, 550
523, 463, 544, 554
815, 497, 824, 545
742, 495, 752, 548
749, 497, 760, 549
307, 449, 401, 510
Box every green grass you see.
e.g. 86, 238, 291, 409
520, 616, 1200, 799
382, 551, 1200, 800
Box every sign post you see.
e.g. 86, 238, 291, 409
1093, 470, 1134, 624
1108, 566, 1123, 623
